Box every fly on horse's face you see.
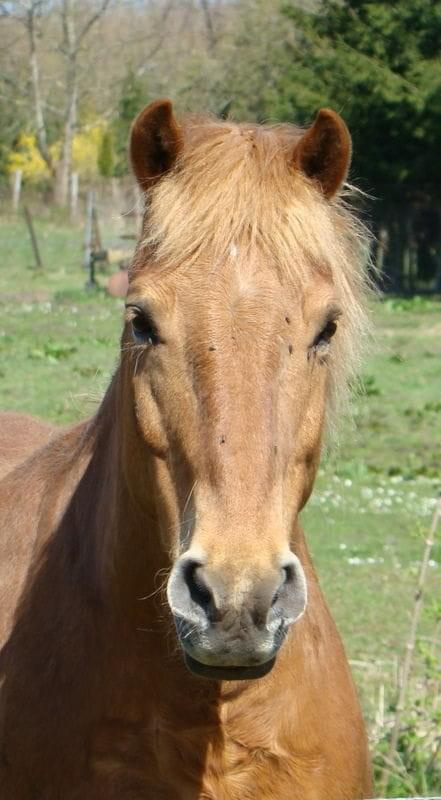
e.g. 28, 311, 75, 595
124, 100, 355, 681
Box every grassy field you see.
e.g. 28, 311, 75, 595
1, 212, 440, 794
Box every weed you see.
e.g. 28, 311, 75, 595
372, 639, 441, 796
28, 342, 78, 363
355, 374, 382, 397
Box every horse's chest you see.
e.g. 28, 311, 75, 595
90, 718, 301, 800
154, 722, 306, 800
197, 740, 298, 800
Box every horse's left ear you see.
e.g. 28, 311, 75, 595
130, 99, 183, 188
293, 109, 351, 199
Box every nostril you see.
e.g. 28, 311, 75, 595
271, 565, 293, 607
282, 563, 295, 585
183, 561, 213, 614
271, 585, 281, 607
267, 556, 307, 628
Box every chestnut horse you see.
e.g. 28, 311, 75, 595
0, 101, 372, 799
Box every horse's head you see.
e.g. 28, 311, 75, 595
123, 101, 368, 680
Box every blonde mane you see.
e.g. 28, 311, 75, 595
135, 115, 372, 428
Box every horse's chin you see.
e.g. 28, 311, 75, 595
184, 653, 276, 681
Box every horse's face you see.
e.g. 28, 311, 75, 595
126, 101, 352, 680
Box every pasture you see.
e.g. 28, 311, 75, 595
1, 212, 440, 795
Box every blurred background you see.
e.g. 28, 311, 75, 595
1, 0, 440, 292
0, 1, 440, 796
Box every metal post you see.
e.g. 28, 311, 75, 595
83, 189, 94, 271
85, 250, 98, 291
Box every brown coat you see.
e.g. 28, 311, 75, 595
0, 102, 372, 799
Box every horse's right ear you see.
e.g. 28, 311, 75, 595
130, 100, 183, 188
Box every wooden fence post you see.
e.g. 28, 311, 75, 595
23, 206, 44, 271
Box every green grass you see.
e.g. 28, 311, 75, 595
0, 212, 127, 422
1, 213, 440, 793
303, 298, 441, 662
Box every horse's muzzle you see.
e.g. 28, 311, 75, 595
184, 653, 277, 681
167, 552, 307, 680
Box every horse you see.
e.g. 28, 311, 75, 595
0, 412, 55, 480
0, 100, 373, 799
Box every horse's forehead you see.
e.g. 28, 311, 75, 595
182, 246, 282, 293
178, 255, 290, 323
132, 250, 335, 325
178, 257, 333, 314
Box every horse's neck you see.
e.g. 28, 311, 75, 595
65, 372, 169, 615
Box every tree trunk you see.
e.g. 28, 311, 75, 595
24, 2, 52, 173
54, 80, 77, 206
29, 41, 51, 170
200, 0, 216, 52
54, 0, 77, 206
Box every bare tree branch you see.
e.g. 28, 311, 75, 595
77, 0, 111, 47
200, 0, 216, 52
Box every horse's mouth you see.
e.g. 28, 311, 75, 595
184, 653, 276, 681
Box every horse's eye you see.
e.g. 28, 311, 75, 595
131, 311, 160, 346
312, 320, 337, 351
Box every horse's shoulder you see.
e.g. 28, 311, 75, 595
0, 411, 56, 480
0, 418, 92, 642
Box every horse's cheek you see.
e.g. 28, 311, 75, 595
133, 378, 169, 458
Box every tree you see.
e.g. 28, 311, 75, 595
0, 1, 53, 174
0, 0, 111, 204
0, 1, 230, 187
53, 0, 112, 205
276, 0, 441, 290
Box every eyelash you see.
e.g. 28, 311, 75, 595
310, 320, 338, 354
128, 309, 160, 346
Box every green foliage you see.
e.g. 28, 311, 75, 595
264, 0, 441, 292
383, 295, 441, 313
373, 635, 441, 795
0, 90, 28, 180
280, 0, 441, 204
28, 342, 78, 364
112, 70, 149, 176
97, 129, 115, 178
